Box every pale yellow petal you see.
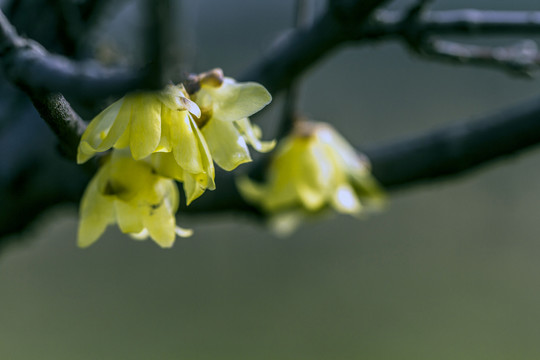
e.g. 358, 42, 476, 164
207, 79, 271, 121
77, 141, 99, 164
236, 176, 266, 204
149, 153, 184, 182
350, 172, 387, 210
294, 141, 333, 211
261, 140, 302, 210
269, 210, 305, 237
175, 227, 193, 238
154, 105, 173, 153
162, 178, 180, 214
77, 98, 129, 163
77, 170, 115, 248
202, 117, 251, 171
182, 172, 207, 205
114, 122, 131, 149
129, 94, 162, 160
317, 125, 366, 174
171, 111, 203, 174
142, 202, 176, 248
190, 115, 216, 191
331, 183, 361, 214
158, 85, 201, 117
234, 118, 276, 153
98, 98, 133, 152
114, 200, 144, 234
108, 150, 155, 199
130, 228, 149, 240
263, 179, 298, 211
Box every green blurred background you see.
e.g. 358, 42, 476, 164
2, 0, 540, 359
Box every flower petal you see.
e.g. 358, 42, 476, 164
260, 141, 302, 210
294, 141, 333, 211
149, 153, 184, 182
142, 201, 176, 248
182, 172, 208, 205
163, 178, 180, 214
317, 124, 366, 174
77, 98, 130, 163
202, 117, 251, 171
331, 183, 361, 214
130, 228, 149, 240
171, 111, 203, 174
175, 226, 193, 238
129, 94, 162, 160
269, 210, 305, 237
234, 118, 276, 153
108, 150, 155, 200
236, 176, 266, 204
114, 121, 131, 149
207, 79, 271, 121
158, 85, 201, 117
77, 169, 115, 248
154, 104, 173, 153
114, 200, 144, 234
192, 118, 216, 191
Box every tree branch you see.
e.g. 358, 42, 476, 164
240, 0, 390, 93
242, 8, 540, 93
412, 39, 540, 77
362, 9, 540, 39
364, 95, 540, 189
26, 92, 86, 161
361, 7, 540, 76
0, 7, 167, 102
4, 1, 540, 247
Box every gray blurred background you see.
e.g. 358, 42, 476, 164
2, 0, 540, 359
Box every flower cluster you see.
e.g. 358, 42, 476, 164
77, 69, 273, 247
237, 120, 385, 235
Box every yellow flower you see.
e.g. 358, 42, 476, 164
238, 121, 385, 233
77, 84, 201, 163
78, 150, 192, 248
190, 69, 275, 171
77, 84, 215, 204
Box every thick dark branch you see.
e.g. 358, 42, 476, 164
0, 8, 166, 101
240, 0, 390, 93
365, 95, 540, 189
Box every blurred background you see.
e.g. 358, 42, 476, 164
2, 0, 540, 359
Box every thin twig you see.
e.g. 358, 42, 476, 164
362, 9, 540, 40
145, 0, 174, 85
278, 0, 311, 139
417, 39, 540, 77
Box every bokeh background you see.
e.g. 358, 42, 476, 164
2, 0, 540, 359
